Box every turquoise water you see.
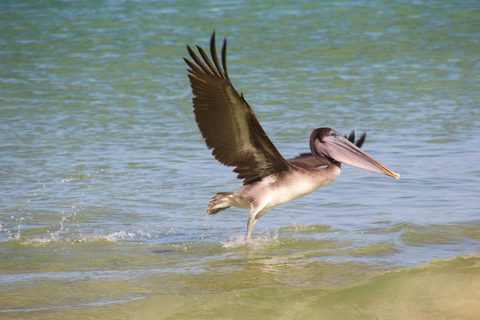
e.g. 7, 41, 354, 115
1, 0, 480, 319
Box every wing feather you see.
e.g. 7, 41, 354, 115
185, 32, 290, 185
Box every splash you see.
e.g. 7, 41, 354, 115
221, 231, 280, 249
77, 230, 149, 243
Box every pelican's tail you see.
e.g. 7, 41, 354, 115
206, 192, 234, 215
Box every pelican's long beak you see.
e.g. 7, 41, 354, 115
314, 134, 400, 179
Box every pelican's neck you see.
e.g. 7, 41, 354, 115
312, 160, 342, 187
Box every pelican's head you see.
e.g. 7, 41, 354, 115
310, 128, 400, 179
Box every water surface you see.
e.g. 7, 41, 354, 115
1, 0, 479, 319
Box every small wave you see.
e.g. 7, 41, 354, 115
3, 230, 153, 247
279, 223, 331, 234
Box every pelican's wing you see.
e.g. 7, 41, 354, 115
287, 153, 331, 168
184, 33, 290, 185
287, 131, 366, 169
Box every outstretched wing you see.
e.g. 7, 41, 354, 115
287, 131, 366, 169
184, 32, 290, 185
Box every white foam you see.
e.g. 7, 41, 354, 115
77, 231, 136, 243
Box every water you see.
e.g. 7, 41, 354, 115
1, 0, 480, 319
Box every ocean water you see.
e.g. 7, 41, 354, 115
1, 0, 479, 319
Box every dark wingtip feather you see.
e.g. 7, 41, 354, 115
344, 130, 366, 148
346, 130, 355, 143
356, 132, 366, 148
196, 44, 221, 77
185, 42, 215, 76
208, 31, 227, 80
222, 37, 228, 80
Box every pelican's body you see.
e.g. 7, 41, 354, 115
216, 164, 341, 239
184, 33, 399, 242
215, 164, 339, 211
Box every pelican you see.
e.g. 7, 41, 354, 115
184, 33, 399, 242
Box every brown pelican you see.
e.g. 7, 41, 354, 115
184, 33, 399, 242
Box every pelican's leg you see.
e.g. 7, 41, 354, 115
245, 206, 271, 243
245, 210, 258, 243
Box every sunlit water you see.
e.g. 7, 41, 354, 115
1, 0, 480, 319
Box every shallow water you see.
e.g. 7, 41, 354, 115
1, 0, 480, 319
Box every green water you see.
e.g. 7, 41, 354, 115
1, 0, 480, 319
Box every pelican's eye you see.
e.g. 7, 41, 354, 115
330, 131, 340, 138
